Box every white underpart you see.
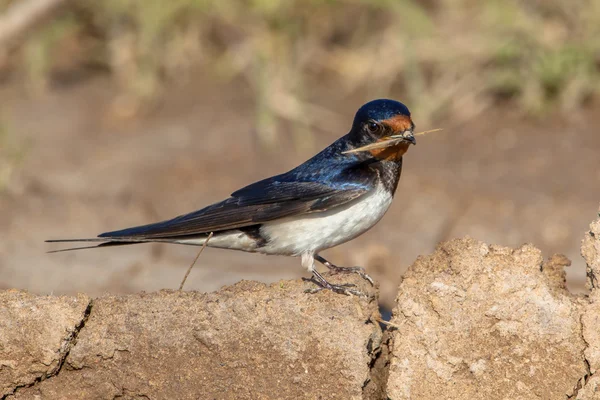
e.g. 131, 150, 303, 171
261, 185, 393, 261
174, 231, 258, 250
174, 185, 394, 272
301, 252, 316, 273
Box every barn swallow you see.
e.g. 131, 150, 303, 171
47, 99, 416, 296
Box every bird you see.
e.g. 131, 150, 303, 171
47, 99, 416, 296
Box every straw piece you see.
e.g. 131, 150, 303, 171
341, 128, 443, 155
414, 128, 443, 136
178, 232, 213, 290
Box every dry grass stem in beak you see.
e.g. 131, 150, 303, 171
342, 129, 443, 154
414, 128, 443, 137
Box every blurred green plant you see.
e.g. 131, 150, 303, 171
1, 0, 599, 144
0, 114, 28, 193
23, 13, 78, 92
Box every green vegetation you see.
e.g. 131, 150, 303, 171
2, 0, 599, 133
0, 114, 28, 192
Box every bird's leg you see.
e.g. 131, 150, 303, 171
314, 254, 374, 286
300, 253, 365, 297
304, 270, 366, 297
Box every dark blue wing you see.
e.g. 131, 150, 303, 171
99, 164, 376, 239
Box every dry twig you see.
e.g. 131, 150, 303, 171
342, 128, 443, 154
178, 232, 213, 291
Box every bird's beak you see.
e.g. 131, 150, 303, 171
342, 130, 416, 155
389, 130, 416, 145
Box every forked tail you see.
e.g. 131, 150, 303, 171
45, 236, 208, 253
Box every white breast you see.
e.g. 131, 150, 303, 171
259, 185, 393, 256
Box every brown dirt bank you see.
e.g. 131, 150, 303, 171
1, 209, 599, 399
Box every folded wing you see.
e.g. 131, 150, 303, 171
99, 173, 375, 240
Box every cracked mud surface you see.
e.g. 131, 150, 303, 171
0, 291, 91, 398
3, 276, 381, 400
578, 214, 600, 400
1, 212, 599, 399
387, 238, 588, 399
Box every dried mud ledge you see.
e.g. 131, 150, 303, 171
1, 212, 600, 400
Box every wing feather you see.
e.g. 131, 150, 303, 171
99, 174, 375, 240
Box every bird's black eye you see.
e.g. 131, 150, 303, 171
366, 121, 381, 135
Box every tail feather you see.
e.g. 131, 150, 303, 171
46, 237, 143, 243
45, 236, 210, 253
47, 241, 138, 253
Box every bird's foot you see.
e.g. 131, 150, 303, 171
302, 272, 366, 297
326, 265, 374, 286
314, 255, 374, 286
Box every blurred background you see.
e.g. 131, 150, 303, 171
0, 0, 598, 307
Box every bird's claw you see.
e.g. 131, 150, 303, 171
304, 285, 365, 297
326, 265, 374, 286
302, 276, 366, 297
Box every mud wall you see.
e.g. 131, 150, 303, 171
1, 212, 599, 399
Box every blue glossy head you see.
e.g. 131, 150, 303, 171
350, 99, 414, 144
352, 99, 411, 129
295, 99, 414, 170
343, 99, 415, 160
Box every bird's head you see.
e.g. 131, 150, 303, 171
345, 99, 415, 160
